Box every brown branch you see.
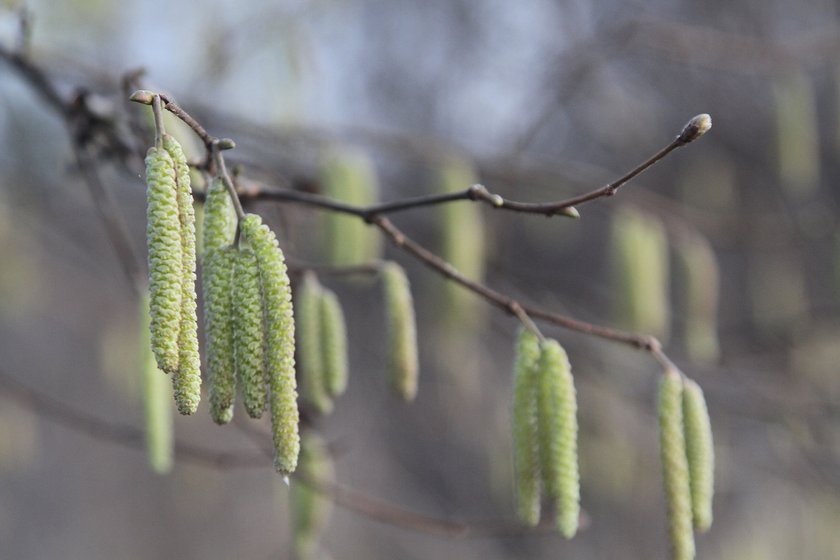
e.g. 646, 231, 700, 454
72, 143, 144, 295
0, 366, 562, 539
371, 215, 657, 350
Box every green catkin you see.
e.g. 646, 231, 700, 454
437, 157, 485, 322
163, 134, 201, 415
512, 328, 542, 526
320, 148, 382, 266
536, 340, 580, 538
381, 262, 419, 401
774, 71, 820, 198
139, 293, 173, 474
677, 232, 720, 364
658, 369, 696, 560
145, 146, 183, 373
320, 289, 348, 397
682, 378, 714, 532
203, 246, 236, 424
611, 207, 670, 341
202, 177, 235, 256
292, 432, 335, 560
240, 213, 300, 475
233, 248, 268, 418
297, 273, 333, 415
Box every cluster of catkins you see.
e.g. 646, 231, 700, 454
145, 137, 299, 475
658, 366, 714, 560
511, 328, 580, 538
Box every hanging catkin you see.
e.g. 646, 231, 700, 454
658, 368, 695, 560
139, 292, 173, 474
203, 246, 236, 424
676, 232, 720, 364
240, 213, 300, 475
292, 432, 335, 560
381, 262, 419, 401
145, 145, 182, 374
233, 248, 268, 418
320, 288, 348, 397
682, 378, 714, 532
512, 328, 542, 526
297, 273, 333, 414
611, 206, 670, 341
163, 134, 201, 415
202, 176, 235, 256
320, 148, 382, 266
536, 339, 580, 538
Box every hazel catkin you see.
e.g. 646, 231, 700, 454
297, 273, 333, 415
145, 146, 183, 374
511, 328, 542, 526
202, 176, 235, 256
240, 213, 300, 475
658, 368, 695, 560
163, 134, 201, 415
233, 248, 268, 419
682, 378, 714, 532
139, 292, 173, 474
320, 288, 348, 398
203, 246, 236, 424
536, 339, 580, 539
381, 262, 419, 401
292, 432, 335, 559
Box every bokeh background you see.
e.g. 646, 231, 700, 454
1, 0, 839, 558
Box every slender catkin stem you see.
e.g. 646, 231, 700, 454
151, 95, 165, 149
212, 145, 245, 220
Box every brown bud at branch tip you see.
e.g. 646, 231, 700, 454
678, 114, 712, 144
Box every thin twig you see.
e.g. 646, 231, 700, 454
211, 142, 246, 220
371, 215, 657, 350
0, 367, 560, 539
72, 144, 144, 295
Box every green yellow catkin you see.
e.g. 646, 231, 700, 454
676, 232, 720, 364
536, 339, 580, 538
164, 134, 201, 415
202, 176, 235, 256
381, 262, 419, 401
297, 273, 333, 415
233, 248, 268, 418
203, 246, 236, 424
139, 293, 173, 474
512, 328, 542, 526
774, 70, 820, 198
320, 288, 348, 397
292, 432, 335, 560
240, 213, 300, 475
320, 148, 382, 266
611, 206, 670, 341
658, 368, 695, 560
437, 157, 485, 323
682, 378, 714, 532
145, 145, 183, 374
